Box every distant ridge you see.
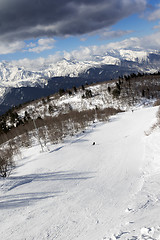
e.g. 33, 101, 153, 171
0, 49, 160, 114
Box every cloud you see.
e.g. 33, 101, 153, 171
14, 31, 160, 68
0, 41, 25, 55
0, 0, 146, 42
141, 31, 160, 50
63, 31, 160, 61
0, 37, 55, 55
11, 52, 62, 71
153, 22, 160, 30
98, 29, 133, 40
102, 32, 160, 52
26, 38, 55, 53
148, 6, 160, 21
82, 28, 133, 41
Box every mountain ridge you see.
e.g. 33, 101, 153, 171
0, 49, 160, 115
0, 49, 159, 93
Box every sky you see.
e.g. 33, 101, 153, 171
0, 0, 160, 63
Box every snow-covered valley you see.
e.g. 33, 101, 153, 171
0, 105, 160, 240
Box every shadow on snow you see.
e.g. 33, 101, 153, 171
0, 191, 60, 209
0, 171, 95, 209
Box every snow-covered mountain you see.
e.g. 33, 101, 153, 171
0, 61, 48, 98
0, 49, 159, 94
0, 48, 160, 115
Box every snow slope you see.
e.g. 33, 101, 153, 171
0, 106, 160, 240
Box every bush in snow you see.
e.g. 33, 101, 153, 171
154, 99, 160, 106
0, 147, 15, 178
112, 88, 121, 98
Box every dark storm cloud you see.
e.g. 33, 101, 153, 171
0, 0, 146, 41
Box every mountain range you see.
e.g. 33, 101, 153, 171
0, 49, 160, 115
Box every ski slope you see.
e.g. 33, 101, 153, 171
0, 106, 160, 240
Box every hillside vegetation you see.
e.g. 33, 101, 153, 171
0, 71, 160, 177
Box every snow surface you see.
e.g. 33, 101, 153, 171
0, 106, 160, 240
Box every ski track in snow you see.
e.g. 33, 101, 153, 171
0, 106, 160, 240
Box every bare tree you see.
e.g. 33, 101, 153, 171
0, 147, 15, 178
